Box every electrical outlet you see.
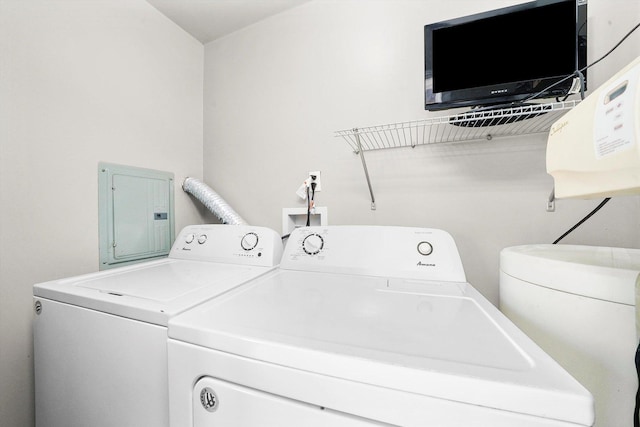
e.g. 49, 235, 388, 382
309, 170, 321, 192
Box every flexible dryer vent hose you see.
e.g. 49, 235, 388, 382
182, 177, 247, 225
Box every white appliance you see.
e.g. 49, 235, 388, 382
168, 225, 594, 427
33, 224, 283, 427
500, 244, 640, 427
547, 55, 640, 199
528, 55, 640, 427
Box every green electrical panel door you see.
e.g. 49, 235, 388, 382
99, 162, 175, 270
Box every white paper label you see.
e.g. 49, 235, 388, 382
594, 66, 639, 159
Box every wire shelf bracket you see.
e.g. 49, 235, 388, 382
353, 129, 376, 210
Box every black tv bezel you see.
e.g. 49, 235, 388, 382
424, 0, 587, 111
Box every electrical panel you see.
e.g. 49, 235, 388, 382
98, 162, 175, 270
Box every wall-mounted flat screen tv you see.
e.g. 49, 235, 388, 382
424, 0, 587, 111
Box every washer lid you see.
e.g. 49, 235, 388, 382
33, 258, 275, 326
500, 244, 640, 305
169, 270, 594, 426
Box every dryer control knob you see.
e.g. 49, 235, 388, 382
185, 233, 195, 244
197, 234, 208, 244
302, 233, 324, 255
241, 232, 259, 251
417, 241, 433, 256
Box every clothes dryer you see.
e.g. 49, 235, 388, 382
33, 224, 283, 427
168, 226, 594, 427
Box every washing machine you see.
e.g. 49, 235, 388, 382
33, 224, 283, 427
500, 244, 640, 427
168, 226, 595, 427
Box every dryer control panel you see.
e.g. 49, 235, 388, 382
282, 226, 466, 282
170, 225, 283, 267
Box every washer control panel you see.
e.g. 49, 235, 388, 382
170, 225, 283, 267
282, 226, 466, 282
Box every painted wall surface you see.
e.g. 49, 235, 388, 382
0, 1, 205, 426
203, 0, 640, 303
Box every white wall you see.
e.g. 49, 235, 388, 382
0, 1, 205, 426
203, 0, 640, 303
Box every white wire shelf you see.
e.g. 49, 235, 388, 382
335, 100, 579, 153
335, 100, 579, 210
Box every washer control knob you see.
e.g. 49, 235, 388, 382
302, 233, 324, 255
197, 234, 208, 244
417, 241, 433, 256
241, 232, 259, 251
185, 233, 195, 244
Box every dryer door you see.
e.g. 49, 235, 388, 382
193, 377, 391, 426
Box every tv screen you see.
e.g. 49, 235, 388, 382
424, 0, 587, 111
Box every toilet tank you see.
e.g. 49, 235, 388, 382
499, 244, 640, 427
